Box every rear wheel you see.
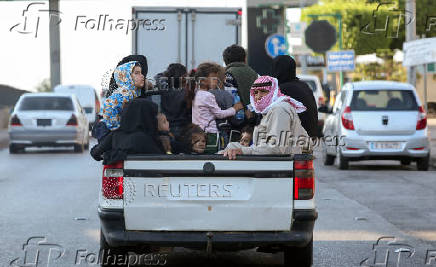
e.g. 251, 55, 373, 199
9, 144, 18, 154
323, 149, 335, 166
337, 151, 349, 170
74, 143, 84, 153
100, 230, 129, 267
84, 138, 90, 150
283, 238, 313, 267
417, 154, 430, 171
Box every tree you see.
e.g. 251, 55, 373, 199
302, 0, 395, 55
36, 78, 51, 92
390, 0, 436, 49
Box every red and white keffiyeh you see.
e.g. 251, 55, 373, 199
249, 76, 306, 115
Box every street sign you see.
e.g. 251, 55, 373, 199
288, 22, 311, 55
327, 50, 355, 72
305, 20, 336, 53
403, 37, 436, 67
265, 33, 288, 58
288, 22, 306, 38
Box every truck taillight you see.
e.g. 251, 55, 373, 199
293, 160, 314, 200
66, 114, 78, 126
341, 106, 354, 130
10, 115, 22, 126
102, 161, 124, 199
416, 106, 427, 130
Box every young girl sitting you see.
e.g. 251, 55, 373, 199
190, 62, 243, 153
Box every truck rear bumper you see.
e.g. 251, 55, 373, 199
98, 207, 317, 249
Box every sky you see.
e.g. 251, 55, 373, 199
0, 0, 246, 93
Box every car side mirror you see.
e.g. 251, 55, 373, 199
318, 106, 333, 114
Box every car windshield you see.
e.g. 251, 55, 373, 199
350, 90, 418, 111
19, 97, 74, 111
301, 80, 316, 92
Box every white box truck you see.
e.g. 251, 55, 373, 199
132, 2, 245, 78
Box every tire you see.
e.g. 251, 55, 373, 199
338, 151, 349, 170
400, 159, 411, 165
323, 149, 335, 166
100, 230, 128, 267
84, 139, 89, 150
74, 143, 84, 153
9, 144, 18, 154
417, 154, 430, 171
283, 237, 313, 267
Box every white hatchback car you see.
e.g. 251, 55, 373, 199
8, 93, 89, 153
322, 81, 430, 171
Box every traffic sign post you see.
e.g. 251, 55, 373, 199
265, 33, 288, 58
307, 14, 344, 87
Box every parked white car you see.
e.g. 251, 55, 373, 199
8, 93, 89, 153
321, 81, 430, 170
54, 84, 101, 127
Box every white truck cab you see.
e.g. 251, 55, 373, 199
98, 154, 317, 267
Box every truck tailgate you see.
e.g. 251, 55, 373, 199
122, 156, 294, 231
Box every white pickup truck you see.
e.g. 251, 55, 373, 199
98, 154, 317, 266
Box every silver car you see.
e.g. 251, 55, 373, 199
321, 81, 430, 171
8, 93, 89, 153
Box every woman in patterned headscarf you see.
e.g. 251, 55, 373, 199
101, 61, 145, 131
220, 75, 309, 159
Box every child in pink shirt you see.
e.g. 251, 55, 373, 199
191, 63, 243, 134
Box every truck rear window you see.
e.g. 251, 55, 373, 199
350, 90, 418, 111
19, 97, 74, 111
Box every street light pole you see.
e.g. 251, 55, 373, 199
49, 0, 61, 90
405, 0, 416, 87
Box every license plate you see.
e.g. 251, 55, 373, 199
369, 142, 402, 150
37, 119, 51, 126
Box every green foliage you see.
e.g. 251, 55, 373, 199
36, 78, 51, 92
353, 61, 407, 82
390, 0, 436, 49
302, 0, 394, 55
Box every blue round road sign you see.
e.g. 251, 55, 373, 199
265, 34, 288, 58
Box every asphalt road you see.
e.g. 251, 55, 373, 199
1, 141, 435, 267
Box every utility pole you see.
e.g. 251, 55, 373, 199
300, 0, 308, 74
405, 0, 416, 86
49, 0, 61, 90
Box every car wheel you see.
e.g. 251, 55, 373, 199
84, 139, 90, 150
9, 144, 18, 154
323, 149, 335, 166
100, 230, 129, 267
337, 150, 349, 170
400, 159, 411, 165
74, 143, 84, 153
417, 154, 430, 171
283, 237, 313, 267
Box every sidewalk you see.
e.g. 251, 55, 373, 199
428, 118, 436, 168
0, 128, 9, 149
